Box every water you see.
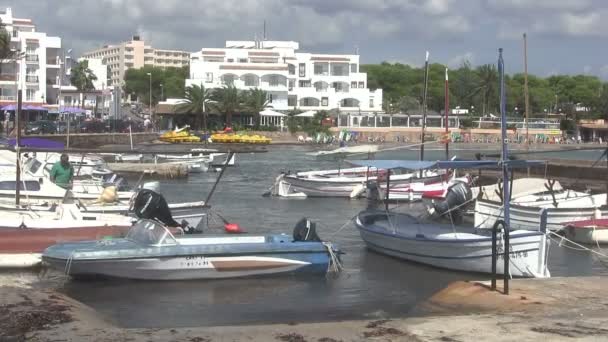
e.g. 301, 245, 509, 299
30, 146, 608, 328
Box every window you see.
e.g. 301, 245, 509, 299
238, 58, 248, 63
288, 79, 295, 90
244, 74, 257, 86
299, 63, 306, 77
205, 72, 213, 83
350, 64, 357, 73
64, 96, 72, 105
314, 63, 329, 75
351, 81, 357, 89
288, 64, 296, 75
322, 97, 328, 106
268, 75, 280, 87
26, 89, 35, 101
359, 81, 365, 88
227, 58, 234, 63
0, 181, 41, 191
288, 95, 297, 107
369, 98, 374, 108
299, 80, 311, 88
268, 94, 273, 103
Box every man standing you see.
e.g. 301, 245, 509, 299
50, 153, 74, 189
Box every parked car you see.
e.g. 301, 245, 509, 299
25, 121, 57, 135
79, 120, 106, 133
105, 119, 144, 133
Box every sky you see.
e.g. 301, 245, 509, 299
6, 0, 608, 78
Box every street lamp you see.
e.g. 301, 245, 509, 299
146, 72, 152, 117
160, 83, 164, 102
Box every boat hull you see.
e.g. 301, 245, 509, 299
44, 253, 328, 280
475, 199, 608, 232
355, 210, 549, 278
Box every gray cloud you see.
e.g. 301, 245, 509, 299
5, 0, 608, 77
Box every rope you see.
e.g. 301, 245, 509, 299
548, 231, 608, 259
323, 241, 343, 276
64, 250, 76, 276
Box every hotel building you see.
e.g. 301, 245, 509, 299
82, 36, 191, 87
186, 40, 383, 113
0, 7, 62, 106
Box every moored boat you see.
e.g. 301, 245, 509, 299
560, 218, 608, 244
43, 219, 340, 280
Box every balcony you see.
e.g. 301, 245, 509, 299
26, 75, 39, 83
0, 74, 17, 82
47, 57, 59, 65
0, 95, 15, 101
25, 55, 39, 63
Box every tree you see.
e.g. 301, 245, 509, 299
473, 64, 499, 115
244, 88, 269, 127
210, 85, 241, 127
177, 84, 211, 130
124, 66, 188, 105
70, 60, 97, 107
0, 19, 15, 77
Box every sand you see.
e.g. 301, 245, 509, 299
2, 276, 608, 342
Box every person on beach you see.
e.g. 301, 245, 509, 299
50, 153, 74, 189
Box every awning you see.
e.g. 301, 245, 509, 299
295, 110, 316, 117
8, 138, 64, 149
348, 159, 547, 170
24, 105, 48, 111
260, 109, 286, 117
58, 107, 86, 114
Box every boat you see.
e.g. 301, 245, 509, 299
474, 194, 608, 232
308, 144, 379, 160
560, 217, 608, 244
43, 218, 340, 280
471, 178, 563, 201
366, 172, 471, 201
275, 166, 444, 198
23, 151, 113, 178
0, 203, 134, 268
355, 207, 549, 277
210, 133, 271, 144
352, 49, 551, 278
159, 126, 201, 143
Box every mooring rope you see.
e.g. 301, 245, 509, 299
323, 241, 343, 275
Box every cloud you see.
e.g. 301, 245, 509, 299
448, 52, 475, 68
3, 0, 608, 78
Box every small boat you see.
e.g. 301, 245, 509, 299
355, 208, 550, 278
0, 204, 134, 268
159, 126, 201, 143
308, 144, 379, 160
277, 166, 444, 198
366, 172, 471, 202
43, 219, 340, 280
560, 217, 608, 244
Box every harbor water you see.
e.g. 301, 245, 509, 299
19, 145, 608, 328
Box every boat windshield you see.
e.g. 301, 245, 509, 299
126, 220, 177, 246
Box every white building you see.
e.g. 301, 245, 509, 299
186, 40, 383, 113
0, 7, 62, 107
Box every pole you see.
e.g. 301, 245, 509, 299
149, 73, 152, 120
15, 89, 22, 206
444, 67, 449, 160
67, 114, 70, 149
499, 48, 511, 295
385, 170, 391, 212
204, 152, 234, 206
523, 33, 530, 176
419, 51, 430, 175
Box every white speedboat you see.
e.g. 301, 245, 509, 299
561, 217, 608, 245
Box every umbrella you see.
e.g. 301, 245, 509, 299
2, 104, 17, 111
259, 109, 286, 117
24, 105, 48, 111
295, 110, 317, 117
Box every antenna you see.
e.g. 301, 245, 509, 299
263, 20, 267, 41
355, 44, 359, 55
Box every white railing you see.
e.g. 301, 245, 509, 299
0, 95, 15, 101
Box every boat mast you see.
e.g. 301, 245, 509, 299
15, 88, 22, 206
444, 67, 449, 160
523, 33, 530, 176
498, 48, 511, 294
419, 51, 430, 163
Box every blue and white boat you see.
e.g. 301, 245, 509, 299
42, 219, 340, 280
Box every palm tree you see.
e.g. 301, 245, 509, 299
177, 84, 211, 130
0, 19, 15, 77
474, 64, 499, 115
70, 60, 97, 108
244, 88, 269, 127
210, 85, 240, 127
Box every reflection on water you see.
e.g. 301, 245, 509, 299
33, 146, 608, 327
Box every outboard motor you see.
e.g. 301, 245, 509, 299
131, 184, 199, 234
432, 181, 473, 224
293, 218, 322, 242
